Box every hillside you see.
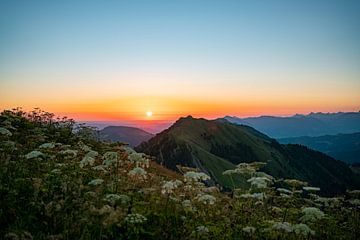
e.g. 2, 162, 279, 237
224, 111, 360, 138
99, 126, 154, 147
279, 133, 360, 164
136, 116, 360, 195
1, 109, 360, 239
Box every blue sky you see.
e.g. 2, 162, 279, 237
0, 0, 359, 119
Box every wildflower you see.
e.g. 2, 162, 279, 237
303, 186, 321, 192
123, 146, 136, 155
184, 171, 210, 182
128, 167, 147, 180
25, 150, 45, 159
284, 179, 307, 188
50, 168, 61, 174
0, 127, 12, 136
59, 149, 78, 157
300, 207, 325, 222
161, 180, 183, 194
1, 140, 16, 150
84, 191, 97, 198
124, 213, 147, 224
292, 223, 315, 236
88, 179, 104, 186
239, 192, 266, 201
196, 194, 216, 205
102, 151, 118, 167
92, 165, 107, 172
182, 200, 194, 211
235, 163, 256, 175
104, 194, 130, 205
271, 206, 283, 214
80, 156, 95, 168
315, 197, 341, 207
276, 188, 292, 195
247, 177, 272, 189
195, 225, 209, 234
128, 152, 149, 168
79, 142, 92, 152
39, 142, 55, 149
254, 171, 274, 180
86, 150, 98, 158
271, 222, 293, 233
349, 199, 360, 206
4, 232, 19, 240
242, 226, 256, 234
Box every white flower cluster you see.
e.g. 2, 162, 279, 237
182, 199, 196, 212
80, 156, 95, 168
242, 226, 256, 234
195, 225, 209, 234
284, 179, 307, 188
88, 179, 104, 186
102, 151, 118, 167
239, 192, 266, 201
184, 171, 210, 182
59, 149, 78, 158
124, 213, 147, 224
303, 186, 321, 192
247, 177, 272, 189
79, 150, 99, 168
39, 142, 55, 149
128, 167, 147, 180
300, 207, 325, 222
104, 194, 130, 205
276, 188, 293, 195
25, 150, 45, 159
271, 222, 293, 233
161, 180, 183, 194
268, 222, 315, 236
196, 194, 216, 205
128, 152, 149, 168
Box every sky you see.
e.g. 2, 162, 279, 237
0, 0, 359, 122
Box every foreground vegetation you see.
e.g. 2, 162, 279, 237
0, 109, 359, 239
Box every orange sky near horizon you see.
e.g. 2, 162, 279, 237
1, 94, 359, 122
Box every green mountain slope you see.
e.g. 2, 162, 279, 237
279, 132, 360, 164
136, 116, 360, 195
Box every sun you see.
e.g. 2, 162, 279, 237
146, 111, 153, 117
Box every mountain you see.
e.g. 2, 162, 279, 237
99, 126, 154, 147
279, 132, 360, 164
136, 116, 360, 195
224, 111, 360, 138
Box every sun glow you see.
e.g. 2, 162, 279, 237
146, 111, 153, 117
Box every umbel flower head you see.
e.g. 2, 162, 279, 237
300, 207, 325, 222
88, 179, 104, 186
128, 167, 147, 180
25, 150, 45, 159
196, 194, 216, 205
161, 180, 183, 194
184, 171, 210, 182
124, 213, 147, 224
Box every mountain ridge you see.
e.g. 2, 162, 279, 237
136, 116, 360, 195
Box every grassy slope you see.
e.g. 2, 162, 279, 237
137, 117, 360, 195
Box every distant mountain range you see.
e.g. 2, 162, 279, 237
224, 111, 360, 138
99, 126, 154, 147
136, 116, 360, 195
279, 132, 360, 164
